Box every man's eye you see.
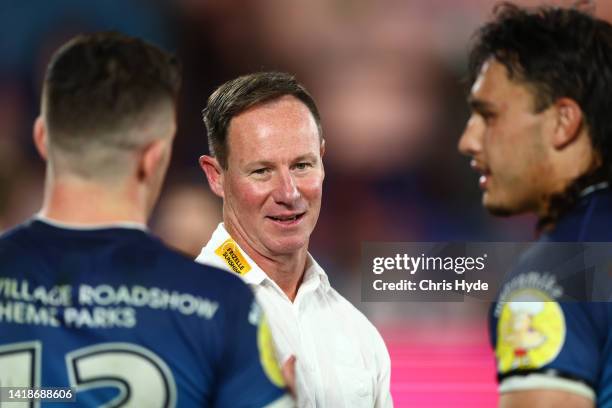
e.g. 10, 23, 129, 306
480, 112, 496, 123
252, 168, 269, 175
294, 162, 312, 170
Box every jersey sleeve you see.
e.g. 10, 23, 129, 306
213, 283, 292, 408
490, 300, 605, 401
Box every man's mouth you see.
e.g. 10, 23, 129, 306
470, 160, 491, 190
267, 213, 306, 224
479, 174, 490, 190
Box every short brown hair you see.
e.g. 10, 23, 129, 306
202, 72, 321, 169
43, 31, 181, 154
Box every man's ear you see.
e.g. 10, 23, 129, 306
551, 98, 583, 149
319, 138, 326, 180
33, 116, 48, 161
140, 138, 168, 183
199, 155, 225, 198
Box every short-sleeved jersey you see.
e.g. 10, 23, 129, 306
0, 218, 289, 407
489, 185, 612, 406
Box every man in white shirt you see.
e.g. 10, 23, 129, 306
196, 71, 392, 407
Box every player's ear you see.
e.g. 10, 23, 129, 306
551, 97, 583, 149
140, 138, 169, 183
33, 116, 48, 161
199, 155, 225, 198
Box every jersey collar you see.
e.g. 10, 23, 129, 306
34, 213, 147, 231
579, 181, 609, 198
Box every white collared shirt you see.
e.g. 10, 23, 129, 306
196, 224, 392, 408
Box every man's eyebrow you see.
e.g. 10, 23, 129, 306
294, 153, 318, 162
243, 154, 319, 169
244, 160, 275, 169
468, 97, 496, 113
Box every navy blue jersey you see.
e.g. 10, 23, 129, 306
0, 218, 288, 407
489, 185, 612, 406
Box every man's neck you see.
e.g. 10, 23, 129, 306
40, 176, 146, 225
224, 222, 308, 302
536, 138, 603, 220
255, 251, 308, 302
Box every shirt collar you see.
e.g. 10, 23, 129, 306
34, 213, 147, 231
303, 253, 332, 292
202, 223, 331, 292
202, 223, 268, 286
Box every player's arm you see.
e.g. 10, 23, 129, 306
492, 301, 601, 408
500, 389, 593, 408
498, 371, 595, 407
214, 282, 293, 408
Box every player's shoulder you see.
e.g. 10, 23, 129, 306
549, 187, 612, 241
125, 233, 252, 303
1, 219, 35, 242
160, 244, 252, 294
1, 219, 250, 298
0, 220, 38, 260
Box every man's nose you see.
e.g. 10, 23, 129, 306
272, 169, 300, 205
458, 115, 483, 157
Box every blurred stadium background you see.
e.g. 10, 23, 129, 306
3, 0, 610, 406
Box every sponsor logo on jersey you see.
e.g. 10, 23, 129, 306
214, 239, 252, 275
496, 288, 565, 374
494, 271, 563, 318
257, 315, 285, 388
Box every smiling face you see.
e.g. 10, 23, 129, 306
458, 59, 556, 216
219, 95, 324, 258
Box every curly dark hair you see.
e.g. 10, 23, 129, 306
468, 2, 612, 229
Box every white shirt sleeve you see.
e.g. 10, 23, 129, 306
373, 327, 394, 408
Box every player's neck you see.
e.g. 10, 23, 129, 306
537, 134, 602, 219
224, 222, 308, 302
255, 251, 308, 302
40, 176, 147, 226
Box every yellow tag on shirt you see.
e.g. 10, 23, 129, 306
214, 238, 252, 275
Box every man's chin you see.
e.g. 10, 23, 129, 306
485, 205, 516, 217
483, 196, 521, 217
266, 237, 309, 256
